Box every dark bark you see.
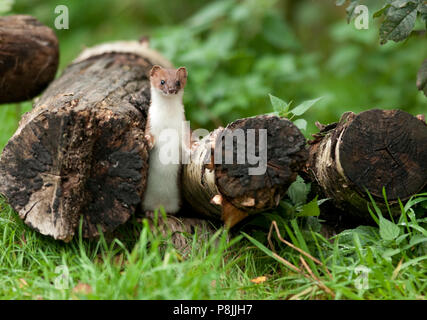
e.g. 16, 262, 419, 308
307, 109, 427, 219
0, 15, 59, 103
182, 115, 308, 227
0, 41, 173, 241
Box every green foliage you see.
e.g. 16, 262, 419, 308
377, 1, 424, 44
337, 0, 427, 97
287, 176, 311, 206
338, 0, 427, 42
268, 94, 322, 131
417, 58, 427, 95
244, 192, 427, 299
379, 216, 401, 240
149, 0, 306, 128
0, 0, 14, 14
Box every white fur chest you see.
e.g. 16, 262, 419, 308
148, 89, 185, 143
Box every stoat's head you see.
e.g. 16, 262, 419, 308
150, 65, 187, 96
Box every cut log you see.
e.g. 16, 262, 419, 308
307, 109, 427, 219
0, 41, 173, 241
182, 115, 308, 227
0, 15, 59, 103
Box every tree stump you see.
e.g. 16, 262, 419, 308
307, 109, 427, 219
0, 15, 59, 103
0, 41, 173, 241
182, 115, 308, 227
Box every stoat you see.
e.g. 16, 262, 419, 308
142, 65, 188, 215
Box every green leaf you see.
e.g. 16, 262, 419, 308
379, 216, 401, 240
269, 94, 291, 116
379, 1, 418, 44
293, 119, 307, 131
420, 4, 427, 28
269, 94, 287, 113
186, 0, 233, 29
289, 97, 322, 116
382, 248, 401, 258
297, 196, 320, 217
287, 176, 310, 206
416, 58, 427, 97
263, 12, 299, 50
373, 4, 391, 18
0, 0, 14, 13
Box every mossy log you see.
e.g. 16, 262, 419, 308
307, 109, 427, 219
182, 115, 308, 227
0, 15, 59, 103
0, 41, 172, 241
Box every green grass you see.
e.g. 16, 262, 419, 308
0, 190, 426, 300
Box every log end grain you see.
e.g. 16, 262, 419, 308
215, 115, 308, 214
339, 109, 427, 201
0, 15, 59, 103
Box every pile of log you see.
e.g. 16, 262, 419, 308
0, 15, 426, 242
0, 15, 308, 241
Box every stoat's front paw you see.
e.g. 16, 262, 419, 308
145, 134, 155, 150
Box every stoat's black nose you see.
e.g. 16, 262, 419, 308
168, 89, 178, 94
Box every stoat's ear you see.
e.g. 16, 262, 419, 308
150, 65, 162, 77
176, 67, 188, 87
176, 67, 187, 78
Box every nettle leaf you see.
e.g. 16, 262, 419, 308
269, 94, 287, 112
297, 196, 320, 217
293, 119, 307, 131
287, 176, 311, 206
373, 4, 391, 18
379, 216, 401, 240
269, 94, 291, 116
417, 58, 427, 96
379, 1, 418, 44
289, 97, 323, 116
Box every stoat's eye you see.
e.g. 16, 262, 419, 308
160, 80, 165, 85
175, 80, 180, 87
